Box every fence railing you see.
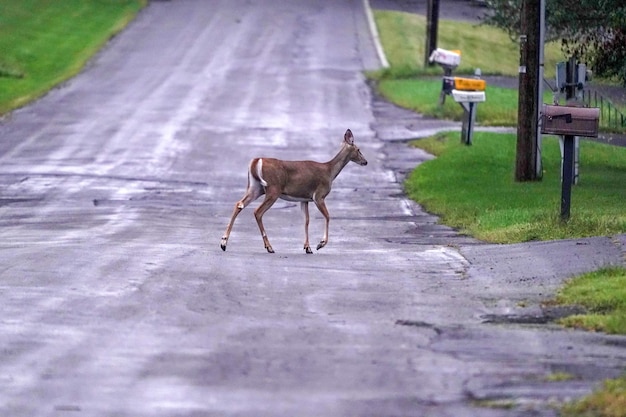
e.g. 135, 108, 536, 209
582, 89, 626, 130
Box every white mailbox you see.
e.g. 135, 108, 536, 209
429, 48, 461, 69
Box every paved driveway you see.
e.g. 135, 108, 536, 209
0, 1, 624, 416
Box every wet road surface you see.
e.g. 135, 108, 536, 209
1, 1, 625, 416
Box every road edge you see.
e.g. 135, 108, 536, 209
363, 0, 389, 69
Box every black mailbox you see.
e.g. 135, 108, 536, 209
541, 104, 600, 138
442, 76, 455, 95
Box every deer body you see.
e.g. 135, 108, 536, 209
220, 129, 367, 253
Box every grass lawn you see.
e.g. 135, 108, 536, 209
377, 77, 555, 127
0, 0, 146, 115
371, 10, 626, 133
377, 77, 624, 132
407, 132, 626, 243
374, 7, 626, 243
372, 10, 562, 78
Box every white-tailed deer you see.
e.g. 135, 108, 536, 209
220, 129, 367, 253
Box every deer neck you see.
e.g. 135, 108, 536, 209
326, 144, 352, 180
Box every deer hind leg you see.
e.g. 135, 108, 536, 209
301, 202, 313, 254
314, 198, 330, 250
254, 188, 280, 253
220, 178, 264, 251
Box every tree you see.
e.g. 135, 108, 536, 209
483, 0, 626, 85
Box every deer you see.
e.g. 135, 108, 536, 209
220, 129, 368, 254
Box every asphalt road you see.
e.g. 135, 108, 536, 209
0, 1, 625, 416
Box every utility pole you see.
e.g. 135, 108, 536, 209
535, 0, 545, 179
424, 0, 440, 67
515, 0, 541, 181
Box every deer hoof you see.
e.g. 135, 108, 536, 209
304, 246, 313, 254
220, 237, 228, 251
316, 240, 327, 250
266, 246, 275, 254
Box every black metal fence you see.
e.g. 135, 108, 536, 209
583, 89, 626, 130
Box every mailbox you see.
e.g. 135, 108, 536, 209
429, 48, 461, 69
442, 76, 455, 95
541, 104, 600, 138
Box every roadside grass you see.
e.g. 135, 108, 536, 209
561, 373, 626, 417
410, 129, 626, 417
377, 77, 624, 132
550, 267, 626, 335
376, 78, 554, 127
411, 130, 626, 414
377, 8, 626, 241
406, 131, 626, 243
372, 10, 561, 78
371, 10, 626, 133
374, 8, 626, 414
0, 0, 146, 115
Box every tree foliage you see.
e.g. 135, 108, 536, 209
482, 0, 626, 85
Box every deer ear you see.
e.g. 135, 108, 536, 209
344, 129, 354, 145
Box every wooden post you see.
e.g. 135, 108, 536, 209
515, 0, 541, 181
424, 0, 440, 67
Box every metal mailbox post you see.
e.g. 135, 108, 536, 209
553, 59, 593, 184
541, 104, 600, 220
452, 83, 486, 145
443, 76, 486, 145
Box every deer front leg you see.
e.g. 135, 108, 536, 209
301, 202, 313, 254
221, 202, 245, 251
314, 198, 330, 250
254, 191, 279, 253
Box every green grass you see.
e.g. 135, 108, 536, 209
372, 10, 562, 78
0, 0, 146, 115
552, 267, 626, 334
377, 78, 555, 127
371, 9, 626, 133
370, 9, 560, 128
406, 132, 626, 243
561, 373, 626, 417
377, 77, 625, 131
